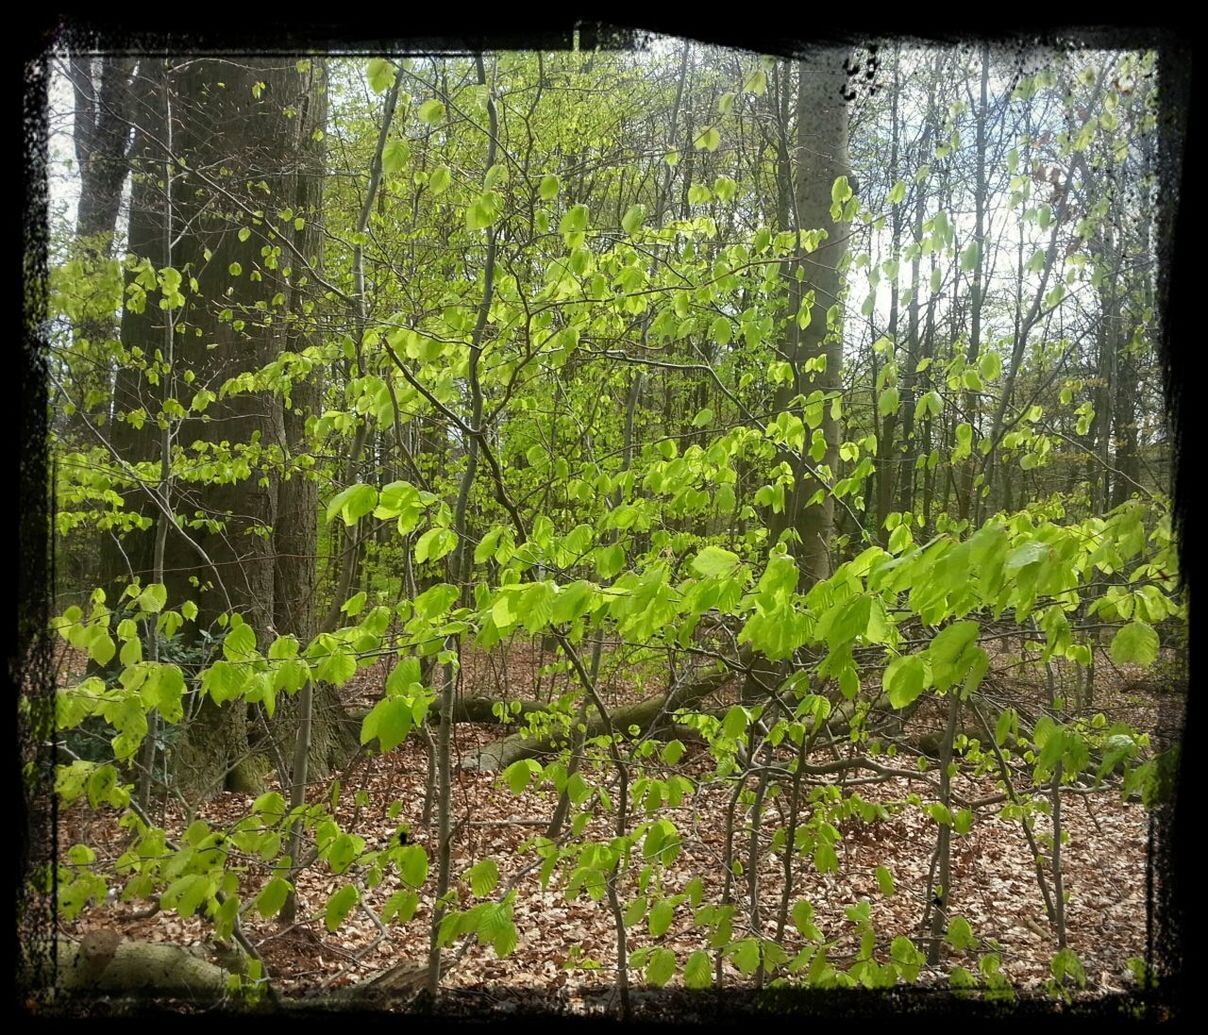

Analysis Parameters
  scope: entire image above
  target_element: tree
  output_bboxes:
[68,56,355,796]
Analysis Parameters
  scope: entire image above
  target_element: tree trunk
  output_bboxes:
[111,58,344,798]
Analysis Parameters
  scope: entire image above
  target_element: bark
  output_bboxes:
[53,933,235,1001]
[110,59,341,798]
[743,49,851,704]
[780,49,851,587]
[461,667,733,772]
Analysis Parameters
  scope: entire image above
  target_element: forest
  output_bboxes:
[21,32,1188,1017]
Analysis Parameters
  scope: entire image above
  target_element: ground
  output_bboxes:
[47,636,1183,1013]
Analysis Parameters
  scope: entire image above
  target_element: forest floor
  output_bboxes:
[50,637,1186,1013]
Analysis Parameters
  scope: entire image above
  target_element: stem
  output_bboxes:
[427,52,498,1000]
[925,688,961,966]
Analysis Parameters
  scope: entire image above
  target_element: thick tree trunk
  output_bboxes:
[53,933,236,1000]
[743,50,850,704]
[107,59,343,798]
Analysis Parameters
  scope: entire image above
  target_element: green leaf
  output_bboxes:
[694,126,721,151]
[162,874,212,918]
[552,580,596,624]
[683,949,712,988]
[254,877,292,918]
[660,739,685,766]
[326,483,378,526]
[341,591,368,617]
[397,844,429,888]
[539,173,560,200]
[382,889,419,924]
[138,583,168,613]
[722,705,748,740]
[883,654,928,708]
[730,938,761,976]
[622,204,645,234]
[503,759,540,795]
[67,843,96,865]
[325,885,359,932]
[995,708,1016,746]
[429,165,452,194]
[559,203,589,235]
[223,622,256,660]
[414,527,458,564]
[361,697,413,752]
[119,637,142,667]
[418,99,445,123]
[1110,621,1159,667]
[88,630,116,667]
[645,947,676,987]
[367,58,394,94]
[927,620,980,692]
[382,138,410,176]
[316,649,356,687]
[466,858,499,897]
[946,915,977,951]
[691,406,714,428]
[466,191,502,231]
[648,898,674,938]
[691,545,739,578]
[875,865,895,897]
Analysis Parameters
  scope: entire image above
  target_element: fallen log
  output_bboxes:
[460,667,734,771]
[52,932,237,1001]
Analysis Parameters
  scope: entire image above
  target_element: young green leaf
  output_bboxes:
[418,99,445,123]
[622,204,645,234]
[325,884,359,932]
[691,545,739,578]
